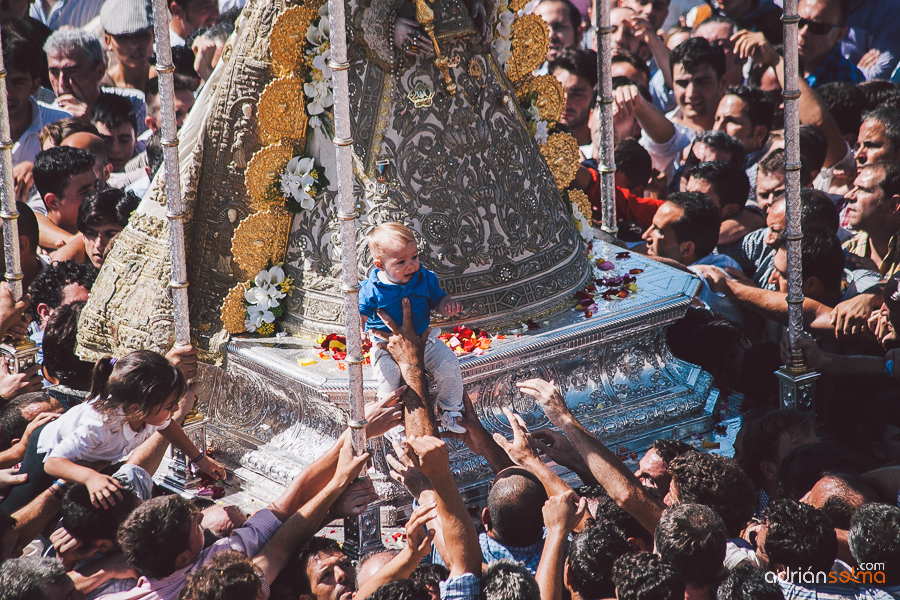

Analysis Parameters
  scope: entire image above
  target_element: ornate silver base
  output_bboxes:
[191,244,723,521]
[776,366,820,411]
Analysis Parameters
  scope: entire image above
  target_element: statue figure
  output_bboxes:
[77,0,589,359]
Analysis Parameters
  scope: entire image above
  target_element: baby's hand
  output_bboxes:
[439,297,463,317]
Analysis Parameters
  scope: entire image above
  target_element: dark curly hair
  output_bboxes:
[654,504,727,588]
[28,260,98,321]
[119,495,198,579]
[42,300,94,390]
[481,560,539,600]
[762,500,837,573]
[179,550,262,600]
[369,580,432,600]
[613,552,684,600]
[716,564,783,600]
[566,519,633,598]
[669,452,755,537]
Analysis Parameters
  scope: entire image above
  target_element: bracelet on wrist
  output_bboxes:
[189,449,206,464]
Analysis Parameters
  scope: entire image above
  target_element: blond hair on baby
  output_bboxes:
[368,222,417,261]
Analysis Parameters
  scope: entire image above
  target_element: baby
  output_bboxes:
[359,222,466,433]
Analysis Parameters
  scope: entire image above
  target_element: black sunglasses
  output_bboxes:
[798,17,841,36]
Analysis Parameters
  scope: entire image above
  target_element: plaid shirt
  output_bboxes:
[843,231,900,279]
[441,574,480,600]
[806,46,866,88]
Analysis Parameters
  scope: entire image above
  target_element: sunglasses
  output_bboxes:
[798,17,841,36]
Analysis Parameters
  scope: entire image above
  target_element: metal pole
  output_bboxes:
[776,0,818,410]
[595,0,616,234]
[0,28,23,303]
[150,0,191,347]
[327,0,381,558]
[0,28,39,375]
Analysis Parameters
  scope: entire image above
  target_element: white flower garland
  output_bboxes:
[280,155,326,211]
[304,4,334,127]
[243,265,294,333]
[524,102,549,144]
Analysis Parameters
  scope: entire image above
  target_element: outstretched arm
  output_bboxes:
[253,437,370,585]
[517,379,664,534]
[536,492,586,600]
[492,407,573,498]
[379,298,439,437]
[405,436,481,576]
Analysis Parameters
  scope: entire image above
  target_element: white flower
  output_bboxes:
[572,204,594,242]
[256,265,286,289]
[304,80,334,115]
[492,38,512,65]
[534,120,548,144]
[246,304,276,329]
[282,156,321,209]
[312,48,333,79]
[286,156,315,176]
[310,116,323,129]
[519,0,539,15]
[497,11,514,38]
[306,13,330,47]
[526,103,540,122]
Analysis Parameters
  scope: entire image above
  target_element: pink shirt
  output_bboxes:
[96,508,282,600]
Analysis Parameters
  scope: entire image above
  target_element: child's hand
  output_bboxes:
[196,455,227,480]
[86,473,124,509]
[438,297,463,317]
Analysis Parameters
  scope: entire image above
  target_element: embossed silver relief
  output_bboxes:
[282,30,589,335]
[202,247,720,504]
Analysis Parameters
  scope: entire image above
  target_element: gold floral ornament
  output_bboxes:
[540,133,580,190]
[231,209,293,279]
[568,189,591,221]
[270,4,321,75]
[222,283,250,334]
[505,15,549,83]
[508,0,532,12]
[258,76,309,145]
[245,143,293,211]
[516,75,564,125]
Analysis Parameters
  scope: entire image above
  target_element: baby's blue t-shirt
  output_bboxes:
[358,267,447,336]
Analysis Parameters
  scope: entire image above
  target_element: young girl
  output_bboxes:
[0,350,225,512]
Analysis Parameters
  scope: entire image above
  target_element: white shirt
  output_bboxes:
[169,28,186,47]
[37,400,170,464]
[13,97,71,166]
[29,0,105,30]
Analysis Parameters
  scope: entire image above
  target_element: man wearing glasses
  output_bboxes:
[798,0,864,88]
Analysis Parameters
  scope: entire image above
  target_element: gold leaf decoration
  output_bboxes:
[515,75,564,124]
[508,0,530,12]
[221,283,249,334]
[270,5,321,75]
[540,133,580,191]
[569,189,591,219]
[231,208,293,279]
[258,76,309,145]
[506,15,549,83]
[246,143,293,211]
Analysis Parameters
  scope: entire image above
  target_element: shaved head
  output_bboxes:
[485,467,548,547]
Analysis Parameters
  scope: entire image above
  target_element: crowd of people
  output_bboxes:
[1,0,900,598]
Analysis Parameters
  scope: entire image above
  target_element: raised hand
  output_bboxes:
[516,379,570,425]
[492,407,540,466]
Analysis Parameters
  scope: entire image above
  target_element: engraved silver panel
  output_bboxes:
[201,242,718,504]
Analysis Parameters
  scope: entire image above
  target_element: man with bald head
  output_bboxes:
[478,467,549,573]
[61,131,112,184]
